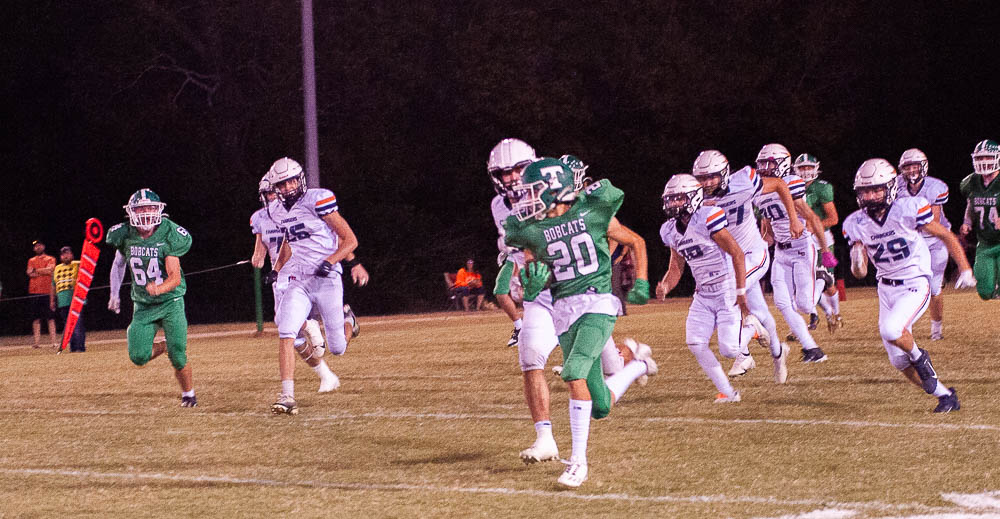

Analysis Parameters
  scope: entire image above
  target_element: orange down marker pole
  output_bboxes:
[58,218,103,353]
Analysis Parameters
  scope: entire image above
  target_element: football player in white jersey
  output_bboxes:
[843,159,975,412]
[486,139,632,464]
[265,157,359,415]
[896,149,951,340]
[755,144,836,364]
[692,149,798,382]
[657,174,767,402]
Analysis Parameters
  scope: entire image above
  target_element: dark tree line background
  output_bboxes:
[2,1,998,335]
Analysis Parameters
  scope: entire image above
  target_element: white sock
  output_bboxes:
[293,337,307,347]
[688,343,736,396]
[534,420,553,440]
[568,399,591,463]
[932,382,951,397]
[827,293,840,314]
[931,320,942,334]
[739,324,754,355]
[181,390,194,398]
[312,359,334,378]
[281,379,294,397]
[908,347,922,362]
[814,278,827,305]
[818,297,833,317]
[513,319,523,330]
[605,360,647,403]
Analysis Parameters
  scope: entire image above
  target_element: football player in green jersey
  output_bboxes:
[107,189,197,407]
[504,158,656,488]
[960,139,1000,300]
[794,153,843,332]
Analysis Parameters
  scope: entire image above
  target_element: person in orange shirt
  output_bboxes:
[26,240,57,348]
[454,258,485,311]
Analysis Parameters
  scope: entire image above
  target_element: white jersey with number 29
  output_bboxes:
[842,196,933,281]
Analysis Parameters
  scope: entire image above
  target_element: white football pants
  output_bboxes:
[879,276,931,370]
[744,247,781,357]
[686,289,740,396]
[276,272,347,355]
[771,241,819,350]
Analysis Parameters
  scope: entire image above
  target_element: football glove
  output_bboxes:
[264,270,279,285]
[955,269,977,289]
[108,296,120,314]
[315,261,335,277]
[626,278,650,305]
[821,250,838,269]
[519,261,550,302]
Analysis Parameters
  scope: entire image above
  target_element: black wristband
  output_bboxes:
[343,257,361,269]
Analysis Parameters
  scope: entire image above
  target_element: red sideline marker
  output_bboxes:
[59,218,103,353]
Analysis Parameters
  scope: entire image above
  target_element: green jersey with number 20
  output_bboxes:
[503,179,623,301]
[106,217,192,305]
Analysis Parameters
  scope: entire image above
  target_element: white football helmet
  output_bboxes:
[267,157,306,206]
[661,174,704,220]
[756,143,792,177]
[972,139,1000,175]
[792,153,821,182]
[124,188,166,232]
[898,148,929,185]
[854,158,898,215]
[691,150,730,196]
[258,174,273,207]
[487,138,537,197]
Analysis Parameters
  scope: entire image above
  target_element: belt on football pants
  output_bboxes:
[880,277,905,287]
[776,241,793,250]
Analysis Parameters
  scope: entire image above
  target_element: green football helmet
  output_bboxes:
[125,188,166,231]
[512,158,577,221]
[559,154,590,190]
[972,139,1000,175]
[792,153,821,182]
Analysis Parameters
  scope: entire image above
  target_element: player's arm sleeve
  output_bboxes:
[166,224,193,257]
[959,174,973,198]
[705,208,728,235]
[587,180,625,215]
[819,182,835,203]
[110,250,126,297]
[914,198,934,228]
[494,260,515,296]
[313,189,339,216]
[502,217,526,250]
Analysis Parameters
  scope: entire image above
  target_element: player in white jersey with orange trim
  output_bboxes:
[486,139,630,464]
[843,159,976,412]
[692,150,798,382]
[896,148,951,340]
[265,157,359,415]
[754,144,837,364]
[657,174,764,401]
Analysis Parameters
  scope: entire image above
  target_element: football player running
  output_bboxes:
[755,144,836,364]
[691,149,793,382]
[959,139,1000,300]
[896,149,951,339]
[657,174,761,401]
[843,159,975,412]
[250,175,341,391]
[487,141,632,466]
[107,189,197,407]
[265,157,359,415]
[504,158,656,488]
[794,153,843,333]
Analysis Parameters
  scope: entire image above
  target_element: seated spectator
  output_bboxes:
[453,258,485,311]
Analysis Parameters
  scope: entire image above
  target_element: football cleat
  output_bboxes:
[801,347,828,363]
[552,365,563,376]
[934,387,960,413]
[816,269,835,290]
[714,391,742,403]
[808,313,819,330]
[304,319,325,350]
[910,348,939,394]
[519,437,559,464]
[557,458,588,488]
[773,342,789,384]
[271,394,299,415]
[507,327,520,348]
[826,314,842,334]
[343,305,360,338]
[930,330,944,341]
[786,332,798,343]
[624,338,657,379]
[318,372,341,393]
[743,314,770,350]
[728,353,756,377]
[180,395,198,408]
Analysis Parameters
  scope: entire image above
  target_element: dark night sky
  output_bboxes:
[2,1,999,334]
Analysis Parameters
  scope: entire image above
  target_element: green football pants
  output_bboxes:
[974,242,1000,300]
[559,313,616,420]
[128,297,189,370]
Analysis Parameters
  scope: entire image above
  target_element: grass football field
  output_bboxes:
[1,287,999,518]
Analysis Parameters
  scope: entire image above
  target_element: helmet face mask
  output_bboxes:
[488,138,537,197]
[125,188,165,232]
[972,139,1000,176]
[756,144,792,177]
[267,157,307,207]
[512,161,577,221]
[692,150,730,196]
[258,175,275,207]
[559,154,590,191]
[661,174,704,221]
[792,153,821,182]
[898,148,928,185]
[853,158,898,218]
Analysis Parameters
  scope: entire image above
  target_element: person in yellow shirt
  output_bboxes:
[26,240,57,348]
[454,258,485,311]
[51,246,86,352]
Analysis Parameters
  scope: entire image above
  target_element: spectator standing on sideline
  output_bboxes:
[26,240,57,349]
[454,258,485,311]
[51,246,86,352]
